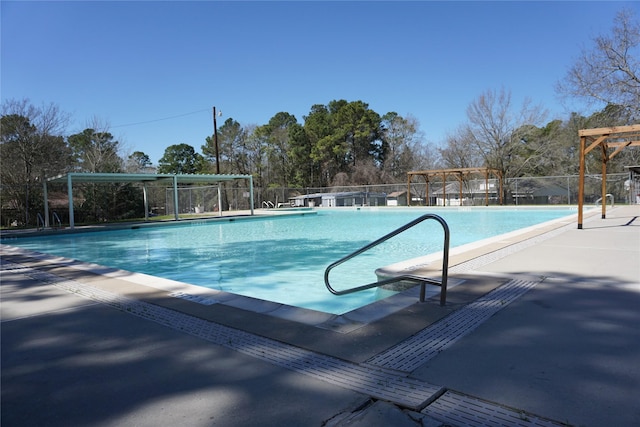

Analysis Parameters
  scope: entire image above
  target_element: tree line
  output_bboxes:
[158,101,433,189]
[1,8,638,226]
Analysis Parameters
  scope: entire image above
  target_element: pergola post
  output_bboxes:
[442,172,447,206]
[601,144,608,219]
[425,177,430,206]
[406,174,411,207]
[484,170,489,206]
[498,171,504,205]
[578,134,586,229]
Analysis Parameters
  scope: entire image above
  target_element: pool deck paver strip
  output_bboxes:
[1,205,639,426]
[421,390,562,427]
[365,278,539,372]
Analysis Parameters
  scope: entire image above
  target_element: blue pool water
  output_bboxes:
[4,207,573,314]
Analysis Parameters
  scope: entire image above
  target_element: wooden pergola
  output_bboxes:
[578,124,640,228]
[407,167,503,207]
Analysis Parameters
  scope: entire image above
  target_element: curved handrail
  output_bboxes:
[594,193,614,207]
[52,212,62,229]
[324,214,450,306]
[37,213,45,231]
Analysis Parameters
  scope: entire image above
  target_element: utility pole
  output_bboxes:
[213,106,220,174]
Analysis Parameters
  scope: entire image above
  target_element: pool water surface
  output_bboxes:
[4,207,574,314]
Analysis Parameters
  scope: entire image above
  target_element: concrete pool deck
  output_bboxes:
[1,205,639,426]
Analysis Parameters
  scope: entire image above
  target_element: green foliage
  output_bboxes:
[255,112,298,187]
[158,143,206,174]
[303,100,387,186]
[126,151,152,172]
[287,122,317,187]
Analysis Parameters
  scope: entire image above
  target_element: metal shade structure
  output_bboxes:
[44,172,254,229]
[578,124,640,229]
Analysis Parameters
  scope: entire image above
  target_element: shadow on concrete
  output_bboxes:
[412,271,640,427]
[1,299,365,427]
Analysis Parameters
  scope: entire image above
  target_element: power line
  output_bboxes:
[111,108,210,128]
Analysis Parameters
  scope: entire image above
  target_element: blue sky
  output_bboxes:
[2,1,637,164]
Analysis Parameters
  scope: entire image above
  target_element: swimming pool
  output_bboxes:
[3,207,574,314]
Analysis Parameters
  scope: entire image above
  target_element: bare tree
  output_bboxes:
[466,87,547,179]
[0,99,71,225]
[557,8,640,119]
[1,98,70,140]
[439,125,483,169]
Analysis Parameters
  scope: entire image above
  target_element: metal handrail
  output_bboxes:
[52,212,62,229]
[595,193,614,207]
[36,213,45,231]
[324,213,450,306]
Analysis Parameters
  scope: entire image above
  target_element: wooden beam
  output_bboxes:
[608,140,640,148]
[608,141,632,161]
[578,124,640,137]
[408,167,501,176]
[584,135,607,155]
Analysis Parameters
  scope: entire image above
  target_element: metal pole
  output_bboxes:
[143,183,149,221]
[67,174,75,229]
[173,175,179,221]
[249,175,254,215]
[43,174,50,228]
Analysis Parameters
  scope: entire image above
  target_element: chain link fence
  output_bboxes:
[1,173,636,228]
[256,174,632,207]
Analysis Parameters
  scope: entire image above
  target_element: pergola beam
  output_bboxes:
[578,124,640,136]
[584,135,608,155]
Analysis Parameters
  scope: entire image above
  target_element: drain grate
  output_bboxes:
[3,261,442,410]
[365,279,538,372]
[422,390,567,427]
